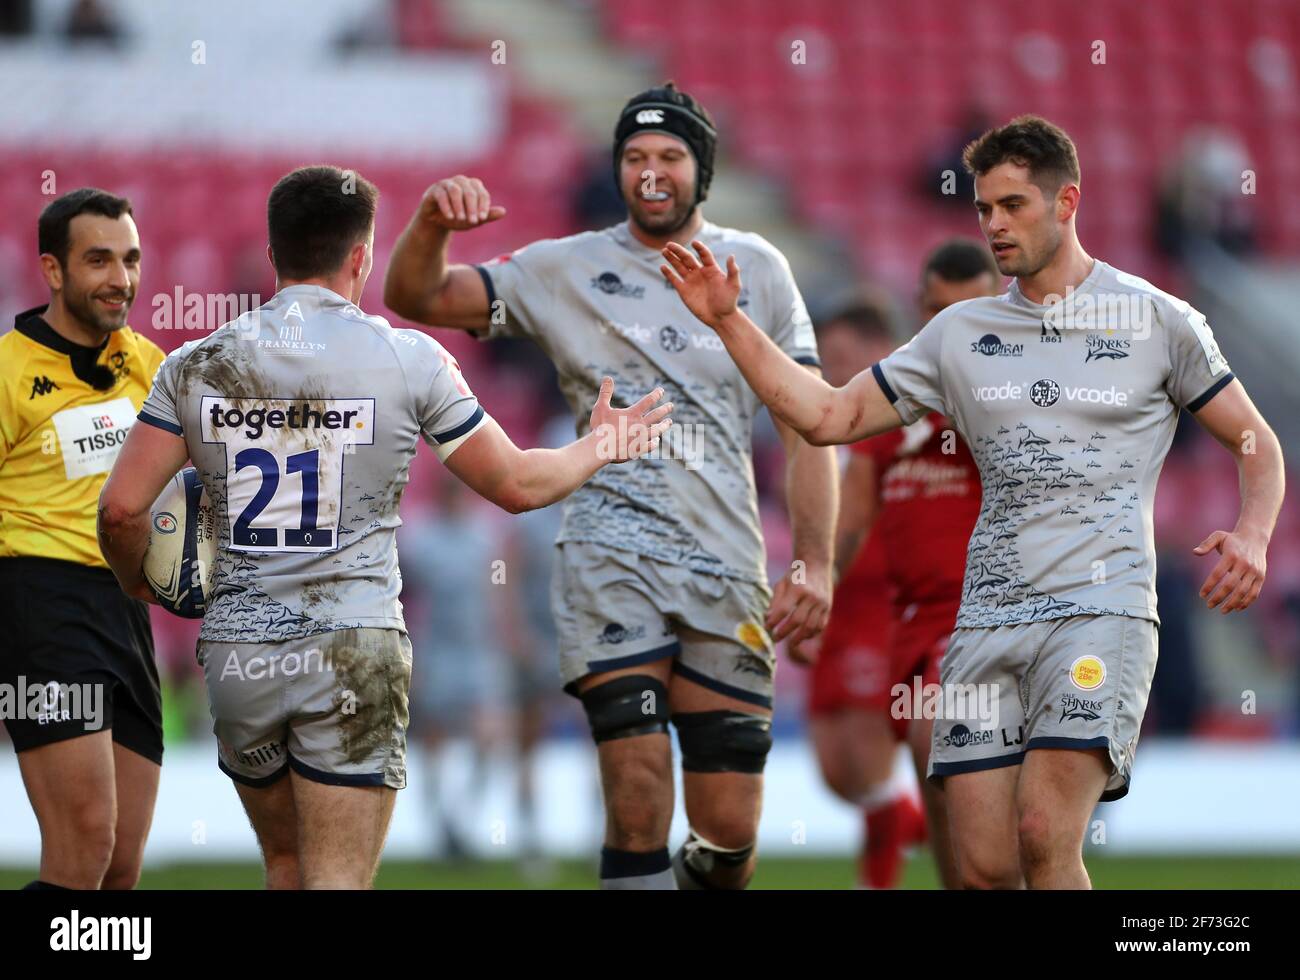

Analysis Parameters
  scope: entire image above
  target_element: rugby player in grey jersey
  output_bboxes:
[98,166,670,889]
[385,83,838,890]
[662,115,1285,889]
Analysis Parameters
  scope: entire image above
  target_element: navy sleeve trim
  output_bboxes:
[794,354,822,368]
[137,410,183,436]
[1025,736,1111,753]
[474,264,497,308]
[1185,372,1234,413]
[431,404,485,444]
[871,362,898,404]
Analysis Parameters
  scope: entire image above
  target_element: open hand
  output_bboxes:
[660,239,741,330]
[589,377,673,464]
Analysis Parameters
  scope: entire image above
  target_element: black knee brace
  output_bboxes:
[580,675,670,743]
[672,710,773,774]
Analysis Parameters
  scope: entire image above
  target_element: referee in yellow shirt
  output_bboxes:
[0,189,166,890]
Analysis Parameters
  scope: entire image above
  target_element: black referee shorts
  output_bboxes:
[0,556,162,764]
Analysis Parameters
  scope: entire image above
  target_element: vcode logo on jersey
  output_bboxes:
[970,333,1024,357]
[973,379,1129,408]
[206,401,366,439]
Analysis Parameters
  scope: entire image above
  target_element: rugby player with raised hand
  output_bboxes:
[97,166,669,889]
[0,189,165,890]
[662,116,1285,889]
[385,82,838,890]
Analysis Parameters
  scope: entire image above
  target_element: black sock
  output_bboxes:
[599,847,676,890]
[22,880,72,891]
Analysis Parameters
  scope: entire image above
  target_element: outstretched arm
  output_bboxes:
[444,378,672,514]
[1188,379,1285,613]
[661,240,904,445]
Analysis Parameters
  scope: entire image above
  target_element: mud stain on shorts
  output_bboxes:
[325,628,410,765]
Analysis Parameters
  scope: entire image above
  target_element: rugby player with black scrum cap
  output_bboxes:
[662,115,1286,889]
[385,83,838,890]
[0,189,165,890]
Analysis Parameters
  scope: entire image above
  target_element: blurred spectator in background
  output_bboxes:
[0,0,33,35]
[500,414,575,877]
[65,0,122,45]
[1155,127,1257,261]
[571,152,627,232]
[921,105,991,207]
[401,475,510,859]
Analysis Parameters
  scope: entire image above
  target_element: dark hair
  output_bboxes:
[962,114,1081,194]
[38,187,133,266]
[267,165,378,279]
[815,294,896,343]
[922,238,1000,284]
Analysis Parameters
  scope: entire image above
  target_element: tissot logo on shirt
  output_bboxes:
[591,272,645,298]
[1085,335,1131,361]
[970,334,1024,357]
[50,397,137,479]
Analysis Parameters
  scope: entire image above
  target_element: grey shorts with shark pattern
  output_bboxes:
[552,541,776,709]
[199,627,411,790]
[926,614,1157,802]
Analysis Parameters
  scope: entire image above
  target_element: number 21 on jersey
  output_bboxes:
[201,396,375,552]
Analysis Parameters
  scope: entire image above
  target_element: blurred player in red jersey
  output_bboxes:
[809,241,1002,888]
[800,296,912,888]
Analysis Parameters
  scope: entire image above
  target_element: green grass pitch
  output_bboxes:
[3,852,1298,889]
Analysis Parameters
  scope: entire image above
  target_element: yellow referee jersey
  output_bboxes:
[0,306,166,568]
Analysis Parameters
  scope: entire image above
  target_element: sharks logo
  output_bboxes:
[1059,694,1104,722]
[1085,335,1131,362]
[972,561,1010,590]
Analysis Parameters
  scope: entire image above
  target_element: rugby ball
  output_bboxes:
[143,467,216,618]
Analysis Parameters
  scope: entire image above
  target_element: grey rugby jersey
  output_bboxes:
[873,260,1234,628]
[139,285,487,643]
[476,220,820,585]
